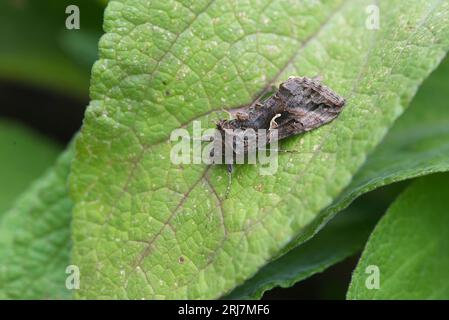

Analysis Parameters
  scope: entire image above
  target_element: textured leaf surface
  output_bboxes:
[0,120,60,214]
[70,0,449,299]
[3,50,444,300]
[227,53,449,298]
[1,53,445,300]
[0,147,73,299]
[347,173,449,299]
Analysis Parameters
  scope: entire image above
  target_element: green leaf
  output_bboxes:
[0,1,104,96]
[325,52,449,221]
[347,173,449,299]
[0,120,60,214]
[226,193,385,299]
[2,50,445,300]
[230,53,449,299]
[0,146,73,299]
[70,0,449,299]
[0,56,442,302]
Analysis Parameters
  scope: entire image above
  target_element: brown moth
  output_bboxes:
[211,76,345,196]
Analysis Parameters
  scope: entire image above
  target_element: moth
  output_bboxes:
[210,76,345,196]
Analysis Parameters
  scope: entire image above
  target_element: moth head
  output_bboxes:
[216,119,225,129]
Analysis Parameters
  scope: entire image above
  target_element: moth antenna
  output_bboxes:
[312,74,324,82]
[256,147,315,154]
[225,164,233,199]
[221,108,233,120]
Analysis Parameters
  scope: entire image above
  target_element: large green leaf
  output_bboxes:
[230,53,449,299]
[1,51,446,300]
[0,120,60,214]
[347,173,449,299]
[0,147,73,299]
[70,0,449,299]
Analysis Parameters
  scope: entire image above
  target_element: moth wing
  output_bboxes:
[268,77,345,141]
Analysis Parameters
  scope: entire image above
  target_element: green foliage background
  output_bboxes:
[1,0,449,300]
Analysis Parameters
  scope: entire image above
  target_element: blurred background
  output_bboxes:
[0,0,104,214]
[0,0,106,143]
[0,0,411,299]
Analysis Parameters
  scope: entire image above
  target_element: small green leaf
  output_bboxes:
[347,173,449,299]
[70,0,449,299]
[0,146,73,299]
[0,120,60,214]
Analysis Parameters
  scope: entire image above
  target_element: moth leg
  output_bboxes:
[225,164,233,199]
